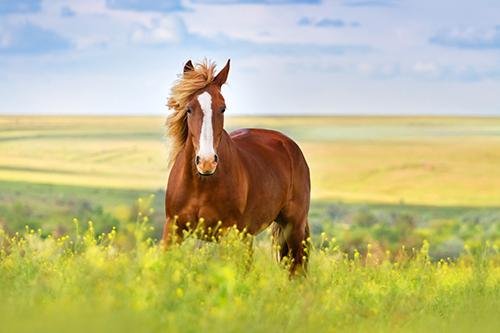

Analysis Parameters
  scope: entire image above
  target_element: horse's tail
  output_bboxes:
[271,222,289,262]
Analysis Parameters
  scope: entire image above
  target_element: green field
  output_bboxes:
[0,116,499,332]
[2,116,500,205]
[1,221,498,333]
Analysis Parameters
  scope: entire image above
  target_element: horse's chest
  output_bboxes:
[169,191,244,227]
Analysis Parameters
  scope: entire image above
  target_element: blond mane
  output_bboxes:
[166,60,217,165]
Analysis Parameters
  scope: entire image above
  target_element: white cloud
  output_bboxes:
[131,16,186,44]
[413,61,438,75]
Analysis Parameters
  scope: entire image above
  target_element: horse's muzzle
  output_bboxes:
[195,154,218,175]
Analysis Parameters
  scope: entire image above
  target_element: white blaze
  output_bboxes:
[197,92,215,158]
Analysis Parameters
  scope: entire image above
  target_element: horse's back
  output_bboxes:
[230,128,300,160]
[230,128,310,186]
[231,128,299,148]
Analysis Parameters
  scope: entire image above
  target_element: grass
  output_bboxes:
[1,180,498,262]
[0,216,498,333]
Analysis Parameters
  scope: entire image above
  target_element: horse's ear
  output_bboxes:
[214,59,230,87]
[183,60,194,73]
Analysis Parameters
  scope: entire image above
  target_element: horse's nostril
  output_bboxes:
[195,156,200,165]
[214,154,218,163]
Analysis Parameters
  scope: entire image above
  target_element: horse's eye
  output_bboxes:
[221,106,226,113]
[186,107,192,114]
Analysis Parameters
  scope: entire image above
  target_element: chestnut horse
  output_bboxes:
[163,59,311,274]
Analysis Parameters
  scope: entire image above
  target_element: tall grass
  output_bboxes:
[0,210,498,333]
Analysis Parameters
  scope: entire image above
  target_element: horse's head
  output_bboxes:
[184,59,230,176]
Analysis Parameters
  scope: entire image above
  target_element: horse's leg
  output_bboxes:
[162,216,185,250]
[278,207,310,276]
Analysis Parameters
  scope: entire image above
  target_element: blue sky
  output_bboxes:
[0,0,499,115]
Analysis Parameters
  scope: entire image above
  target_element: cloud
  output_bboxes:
[0,23,71,55]
[297,17,360,28]
[185,33,372,56]
[343,0,398,7]
[192,0,320,4]
[0,0,41,15]
[430,26,500,50]
[412,61,438,75]
[106,0,184,12]
[131,16,187,44]
[124,13,370,54]
[399,60,499,81]
[107,0,321,12]
[353,62,400,79]
[127,15,371,55]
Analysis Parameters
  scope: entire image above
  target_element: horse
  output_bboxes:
[163,59,311,274]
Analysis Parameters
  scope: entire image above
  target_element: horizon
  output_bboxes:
[3,114,500,119]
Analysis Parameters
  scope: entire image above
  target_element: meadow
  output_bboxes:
[2,116,500,205]
[0,215,498,333]
[0,116,499,332]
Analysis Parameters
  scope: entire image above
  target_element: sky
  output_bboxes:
[0,0,499,116]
